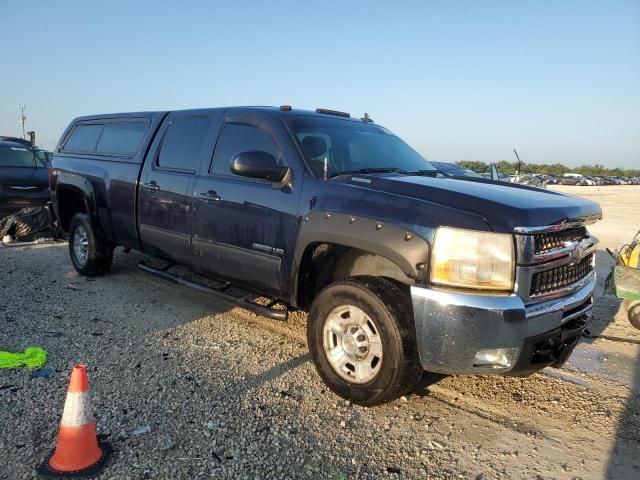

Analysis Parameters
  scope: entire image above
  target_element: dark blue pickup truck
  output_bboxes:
[50,106,601,405]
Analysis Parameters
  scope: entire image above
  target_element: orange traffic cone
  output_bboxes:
[37,364,111,478]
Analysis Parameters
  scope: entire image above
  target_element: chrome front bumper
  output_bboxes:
[410,274,595,375]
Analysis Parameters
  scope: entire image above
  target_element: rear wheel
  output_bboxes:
[68,213,113,276]
[307,276,422,406]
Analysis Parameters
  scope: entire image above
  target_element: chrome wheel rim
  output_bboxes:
[322,305,383,384]
[73,225,89,266]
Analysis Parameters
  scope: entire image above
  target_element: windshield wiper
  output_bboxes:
[329,167,411,179]
[408,169,440,177]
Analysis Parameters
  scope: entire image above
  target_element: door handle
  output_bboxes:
[143,181,160,192]
[196,190,221,204]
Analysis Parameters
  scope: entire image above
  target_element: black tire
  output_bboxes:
[625,300,640,330]
[68,213,113,276]
[307,276,422,406]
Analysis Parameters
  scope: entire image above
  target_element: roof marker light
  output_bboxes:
[361,113,374,123]
[315,108,350,118]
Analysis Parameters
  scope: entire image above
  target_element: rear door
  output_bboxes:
[191,113,302,297]
[138,111,219,264]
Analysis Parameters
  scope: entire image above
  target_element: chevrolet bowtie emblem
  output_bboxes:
[569,245,584,265]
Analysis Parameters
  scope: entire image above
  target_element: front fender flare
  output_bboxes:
[290,210,430,306]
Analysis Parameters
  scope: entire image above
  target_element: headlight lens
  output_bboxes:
[431,227,515,291]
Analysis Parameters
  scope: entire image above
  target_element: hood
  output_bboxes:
[336,174,602,232]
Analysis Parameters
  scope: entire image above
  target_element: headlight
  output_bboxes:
[431,227,515,291]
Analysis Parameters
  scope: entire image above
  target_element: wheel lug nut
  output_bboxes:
[358,346,368,353]
[357,334,366,342]
[351,327,358,334]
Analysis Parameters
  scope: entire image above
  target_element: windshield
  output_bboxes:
[285,115,435,178]
[0,144,36,167]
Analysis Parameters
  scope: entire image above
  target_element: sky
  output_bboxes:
[1,0,638,168]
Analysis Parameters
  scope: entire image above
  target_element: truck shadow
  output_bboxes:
[88,250,356,477]
[607,361,640,477]
[229,353,312,397]
[412,372,448,396]
[582,249,623,340]
[11,242,639,477]
[586,249,640,477]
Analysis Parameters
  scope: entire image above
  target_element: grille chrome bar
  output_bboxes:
[525,275,595,319]
[532,238,595,265]
[534,227,587,254]
[530,253,595,297]
[516,234,596,266]
[515,224,597,304]
[513,215,601,234]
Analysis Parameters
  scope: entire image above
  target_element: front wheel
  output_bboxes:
[307,276,422,406]
[68,213,113,276]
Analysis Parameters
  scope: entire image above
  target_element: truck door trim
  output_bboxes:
[192,236,282,288]
[140,223,191,248]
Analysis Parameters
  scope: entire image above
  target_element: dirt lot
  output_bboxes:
[1,185,639,479]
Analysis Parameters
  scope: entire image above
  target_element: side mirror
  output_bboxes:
[230,151,289,183]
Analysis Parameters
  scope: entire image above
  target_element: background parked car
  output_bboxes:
[557,173,585,185]
[583,175,600,186]
[0,137,50,218]
[514,173,547,188]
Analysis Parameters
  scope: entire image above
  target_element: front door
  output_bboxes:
[138,113,215,265]
[192,114,301,297]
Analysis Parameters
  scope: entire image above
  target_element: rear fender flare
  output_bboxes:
[55,172,98,228]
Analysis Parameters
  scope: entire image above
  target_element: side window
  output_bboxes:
[96,122,148,155]
[211,123,281,176]
[63,124,103,152]
[34,150,48,167]
[157,116,212,172]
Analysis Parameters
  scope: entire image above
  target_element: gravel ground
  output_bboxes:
[1,186,639,479]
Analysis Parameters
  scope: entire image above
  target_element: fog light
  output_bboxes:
[473,348,518,369]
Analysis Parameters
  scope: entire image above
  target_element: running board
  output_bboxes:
[137,262,288,321]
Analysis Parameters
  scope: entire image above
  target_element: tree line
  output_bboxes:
[456,161,640,177]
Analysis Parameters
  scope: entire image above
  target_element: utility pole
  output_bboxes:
[18,104,26,139]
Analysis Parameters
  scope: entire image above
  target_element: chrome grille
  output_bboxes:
[534,227,587,254]
[515,223,597,303]
[529,253,594,297]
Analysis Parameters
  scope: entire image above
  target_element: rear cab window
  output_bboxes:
[62,120,149,157]
[64,124,103,152]
[96,123,148,155]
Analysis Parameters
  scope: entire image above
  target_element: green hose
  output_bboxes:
[0,347,48,369]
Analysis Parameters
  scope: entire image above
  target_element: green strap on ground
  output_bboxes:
[0,347,48,369]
